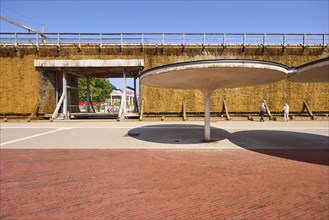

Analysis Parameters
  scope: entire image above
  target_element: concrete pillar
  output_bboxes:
[123,71,127,115]
[203,90,213,142]
[62,71,68,118]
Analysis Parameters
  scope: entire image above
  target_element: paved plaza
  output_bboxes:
[0,120,328,219]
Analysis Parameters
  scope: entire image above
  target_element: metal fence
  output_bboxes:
[0,32,328,49]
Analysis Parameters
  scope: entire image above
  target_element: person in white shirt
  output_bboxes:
[283,103,290,122]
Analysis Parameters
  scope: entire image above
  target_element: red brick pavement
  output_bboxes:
[1,149,328,220]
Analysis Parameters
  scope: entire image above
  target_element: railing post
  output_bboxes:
[78,33,81,50]
[243,33,246,46]
[121,33,123,47]
[162,33,164,46]
[283,34,286,47]
[303,34,306,47]
[183,33,185,45]
[323,34,326,48]
[36,33,39,50]
[14,33,18,49]
[263,33,266,45]
[203,33,206,45]
[141,33,144,48]
[223,33,226,46]
[99,33,102,50]
[57,33,60,51]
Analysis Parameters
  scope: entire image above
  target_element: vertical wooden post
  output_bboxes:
[182,99,187,121]
[28,102,40,122]
[223,99,230,120]
[139,98,144,121]
[303,100,314,119]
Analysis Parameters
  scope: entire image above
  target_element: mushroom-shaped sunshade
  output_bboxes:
[289,57,329,83]
[141,59,289,141]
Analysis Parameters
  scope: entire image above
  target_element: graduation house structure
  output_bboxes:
[34,59,144,120]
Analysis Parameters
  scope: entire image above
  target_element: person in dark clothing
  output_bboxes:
[260,102,266,122]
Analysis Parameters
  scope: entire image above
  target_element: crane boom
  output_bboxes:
[0,16,38,33]
[0,15,46,41]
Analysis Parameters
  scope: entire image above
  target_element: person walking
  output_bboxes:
[283,103,290,122]
[260,102,266,122]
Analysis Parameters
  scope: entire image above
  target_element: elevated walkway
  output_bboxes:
[34,59,144,121]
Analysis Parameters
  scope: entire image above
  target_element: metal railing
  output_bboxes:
[0,32,328,49]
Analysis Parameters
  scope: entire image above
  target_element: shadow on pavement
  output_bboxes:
[128,124,228,144]
[128,124,329,166]
[229,130,329,166]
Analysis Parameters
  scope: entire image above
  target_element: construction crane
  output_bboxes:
[0,15,46,41]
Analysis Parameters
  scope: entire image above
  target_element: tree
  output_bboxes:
[78,78,114,102]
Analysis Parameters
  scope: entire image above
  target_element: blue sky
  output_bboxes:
[1,0,328,88]
[1,0,328,33]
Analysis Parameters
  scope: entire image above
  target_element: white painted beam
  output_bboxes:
[34,59,144,67]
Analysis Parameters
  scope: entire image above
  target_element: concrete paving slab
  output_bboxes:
[1,121,328,149]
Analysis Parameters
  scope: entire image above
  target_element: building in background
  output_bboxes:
[107,89,138,113]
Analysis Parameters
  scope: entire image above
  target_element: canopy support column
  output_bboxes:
[202,89,213,142]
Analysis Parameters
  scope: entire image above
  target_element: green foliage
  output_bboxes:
[95,104,102,112]
[78,78,114,102]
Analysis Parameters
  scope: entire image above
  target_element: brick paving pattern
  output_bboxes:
[1,149,328,219]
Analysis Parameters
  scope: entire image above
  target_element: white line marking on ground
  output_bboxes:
[0,128,72,146]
